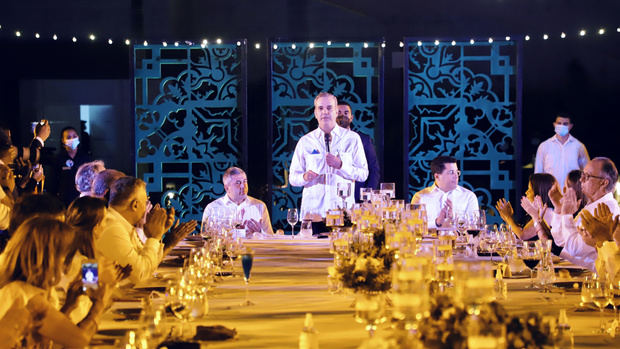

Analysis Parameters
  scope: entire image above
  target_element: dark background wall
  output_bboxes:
[1,0,619,207]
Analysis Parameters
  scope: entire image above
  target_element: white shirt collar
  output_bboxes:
[430,182,461,195]
[552,134,575,144]
[221,194,249,207]
[35,136,45,147]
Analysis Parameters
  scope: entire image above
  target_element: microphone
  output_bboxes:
[324,133,331,153]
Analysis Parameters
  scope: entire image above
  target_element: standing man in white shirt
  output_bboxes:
[201,167,273,237]
[535,114,589,188]
[411,156,479,228]
[289,92,369,220]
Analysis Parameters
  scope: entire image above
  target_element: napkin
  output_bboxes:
[157,341,200,349]
[193,325,237,341]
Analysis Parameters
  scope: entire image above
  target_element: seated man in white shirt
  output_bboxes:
[201,167,273,238]
[95,177,197,283]
[547,157,620,271]
[411,156,479,228]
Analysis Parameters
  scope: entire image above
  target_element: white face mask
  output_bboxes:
[554,124,569,137]
[64,137,80,150]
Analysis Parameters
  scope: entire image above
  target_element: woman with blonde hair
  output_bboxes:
[0,216,113,347]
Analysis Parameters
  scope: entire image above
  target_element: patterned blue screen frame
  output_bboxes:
[270,42,383,229]
[404,39,520,223]
[134,44,247,222]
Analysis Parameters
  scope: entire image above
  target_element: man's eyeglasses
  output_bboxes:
[233,180,248,185]
[443,170,461,176]
[581,171,607,182]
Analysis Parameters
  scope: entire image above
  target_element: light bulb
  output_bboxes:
[399,41,404,47]
[35,33,40,39]
[236,41,241,46]
[417,41,422,46]
[561,32,566,38]
[174,41,179,47]
[89,34,95,41]
[143,40,148,46]
[108,39,113,44]
[579,29,586,36]
[543,34,549,40]
[53,34,58,40]
[470,39,475,44]
[525,35,530,41]
[488,37,493,43]
[72,36,77,42]
[434,40,439,45]
[451,40,456,46]
[15,31,21,37]
[598,28,605,35]
[162,42,167,47]
[380,42,386,48]
[216,38,222,44]
[505,36,511,41]
[345,42,350,47]
[125,39,131,45]
[291,43,296,49]
[309,42,315,48]
[363,42,368,48]
[254,42,260,49]
[273,43,278,50]
[327,40,332,45]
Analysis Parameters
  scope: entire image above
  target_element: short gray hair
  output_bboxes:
[313,92,337,107]
[222,167,246,186]
[75,160,105,194]
[593,157,618,192]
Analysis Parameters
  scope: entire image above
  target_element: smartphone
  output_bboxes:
[81,262,99,291]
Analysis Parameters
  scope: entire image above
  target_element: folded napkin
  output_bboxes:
[193,325,237,341]
[158,341,200,349]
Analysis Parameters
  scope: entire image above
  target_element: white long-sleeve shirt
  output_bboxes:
[95,208,163,283]
[411,184,479,228]
[201,195,274,236]
[550,192,620,271]
[289,126,368,219]
[534,134,589,188]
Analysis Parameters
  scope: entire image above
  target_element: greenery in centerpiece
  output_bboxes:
[335,227,395,292]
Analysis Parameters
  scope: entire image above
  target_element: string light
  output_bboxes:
[108,39,113,45]
[399,41,404,47]
[143,40,148,46]
[525,35,530,41]
[309,42,315,48]
[125,39,131,45]
[345,42,350,47]
[201,43,206,48]
[434,39,439,45]
[469,39,474,44]
[380,42,386,48]
[254,42,260,49]
[598,28,605,35]
[579,29,586,36]
[417,41,422,46]
[202,39,208,45]
[89,34,95,41]
[35,33,40,38]
[543,34,549,40]
[617,28,620,32]
[291,43,296,49]
[505,36,510,41]
[273,43,278,50]
[15,31,21,37]
[52,34,57,40]
[363,42,368,48]
[451,40,456,46]
[236,41,241,46]
[327,40,332,46]
[488,37,493,43]
[561,32,566,38]
[216,38,222,44]
[72,36,77,42]
[162,41,167,47]
[174,41,179,47]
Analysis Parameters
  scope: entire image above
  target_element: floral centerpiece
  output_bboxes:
[335,228,395,292]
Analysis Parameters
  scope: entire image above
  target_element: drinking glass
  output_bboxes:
[380,182,395,199]
[609,281,620,332]
[325,209,344,228]
[520,241,541,289]
[287,208,298,239]
[360,187,373,203]
[166,283,191,338]
[240,251,255,306]
[581,275,594,306]
[591,277,611,333]
[337,182,351,209]
[355,292,386,337]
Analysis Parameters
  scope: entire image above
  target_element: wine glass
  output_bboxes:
[591,277,611,333]
[166,283,191,338]
[240,250,254,306]
[380,182,395,199]
[360,187,373,203]
[287,208,298,239]
[355,292,386,337]
[520,241,541,289]
[337,182,351,210]
[608,281,620,333]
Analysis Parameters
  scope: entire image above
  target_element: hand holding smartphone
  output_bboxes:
[81,261,99,291]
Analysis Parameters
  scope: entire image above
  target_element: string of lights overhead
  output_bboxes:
[1,23,619,48]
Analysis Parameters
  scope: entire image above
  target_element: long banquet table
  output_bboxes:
[93,238,620,348]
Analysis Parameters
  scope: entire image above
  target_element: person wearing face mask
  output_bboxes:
[51,127,91,206]
[534,113,589,188]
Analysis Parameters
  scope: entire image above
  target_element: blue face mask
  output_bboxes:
[64,137,80,150]
[555,124,569,137]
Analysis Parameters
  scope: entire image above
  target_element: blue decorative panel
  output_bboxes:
[134,44,246,222]
[270,42,382,229]
[405,40,519,222]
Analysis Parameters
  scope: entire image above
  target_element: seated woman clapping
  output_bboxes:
[0,216,115,348]
[495,173,556,240]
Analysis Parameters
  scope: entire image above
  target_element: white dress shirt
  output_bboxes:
[289,126,368,219]
[597,241,620,282]
[94,208,163,283]
[534,134,589,188]
[201,195,274,236]
[411,184,479,228]
[550,192,620,271]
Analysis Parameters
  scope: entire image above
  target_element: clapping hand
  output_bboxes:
[163,219,198,253]
[144,204,168,240]
[547,183,563,213]
[560,188,581,215]
[245,219,262,234]
[581,203,618,246]
[325,153,342,169]
[521,195,547,222]
[495,198,514,222]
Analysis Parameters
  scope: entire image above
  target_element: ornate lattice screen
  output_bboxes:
[134,44,246,221]
[270,42,383,229]
[405,40,520,221]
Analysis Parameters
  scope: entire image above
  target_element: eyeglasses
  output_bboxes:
[233,180,248,185]
[581,171,607,182]
[443,170,461,176]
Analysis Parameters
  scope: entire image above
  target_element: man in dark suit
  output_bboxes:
[337,103,380,201]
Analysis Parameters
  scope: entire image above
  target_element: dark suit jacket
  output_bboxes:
[355,132,380,201]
